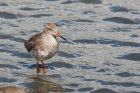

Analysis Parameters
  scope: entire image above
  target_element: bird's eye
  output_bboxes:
[47,27,53,31]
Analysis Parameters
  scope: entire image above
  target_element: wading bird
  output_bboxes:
[24,23,67,75]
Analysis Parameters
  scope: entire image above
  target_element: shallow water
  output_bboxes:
[0,0,140,93]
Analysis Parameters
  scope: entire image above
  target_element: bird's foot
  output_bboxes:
[35,64,40,76]
[43,65,47,74]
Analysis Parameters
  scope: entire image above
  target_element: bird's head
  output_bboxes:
[43,23,67,41]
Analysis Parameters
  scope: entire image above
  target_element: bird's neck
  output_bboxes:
[42,31,57,40]
[43,27,50,33]
[41,28,58,41]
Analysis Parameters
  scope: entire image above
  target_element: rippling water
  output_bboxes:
[0,0,140,93]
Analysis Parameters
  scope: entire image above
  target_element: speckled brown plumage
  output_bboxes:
[24,23,61,75]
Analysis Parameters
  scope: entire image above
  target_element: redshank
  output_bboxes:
[24,23,67,75]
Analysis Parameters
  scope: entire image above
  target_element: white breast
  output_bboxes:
[42,34,58,50]
[29,34,58,60]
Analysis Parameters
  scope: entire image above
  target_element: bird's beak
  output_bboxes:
[55,32,67,41]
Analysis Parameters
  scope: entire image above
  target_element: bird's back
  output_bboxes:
[24,33,42,52]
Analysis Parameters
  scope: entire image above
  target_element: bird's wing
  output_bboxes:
[24,33,42,52]
[24,40,36,52]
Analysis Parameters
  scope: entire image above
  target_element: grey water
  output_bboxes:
[0,0,140,93]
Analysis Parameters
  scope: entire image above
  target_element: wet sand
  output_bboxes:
[0,0,140,93]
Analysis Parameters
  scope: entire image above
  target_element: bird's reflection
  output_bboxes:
[25,75,64,93]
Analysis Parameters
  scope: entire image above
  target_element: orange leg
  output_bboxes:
[41,61,46,74]
[36,62,40,76]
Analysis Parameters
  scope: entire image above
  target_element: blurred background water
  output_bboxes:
[0,0,140,93]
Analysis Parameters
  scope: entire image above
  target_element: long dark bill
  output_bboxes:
[60,35,74,44]
[60,36,67,41]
